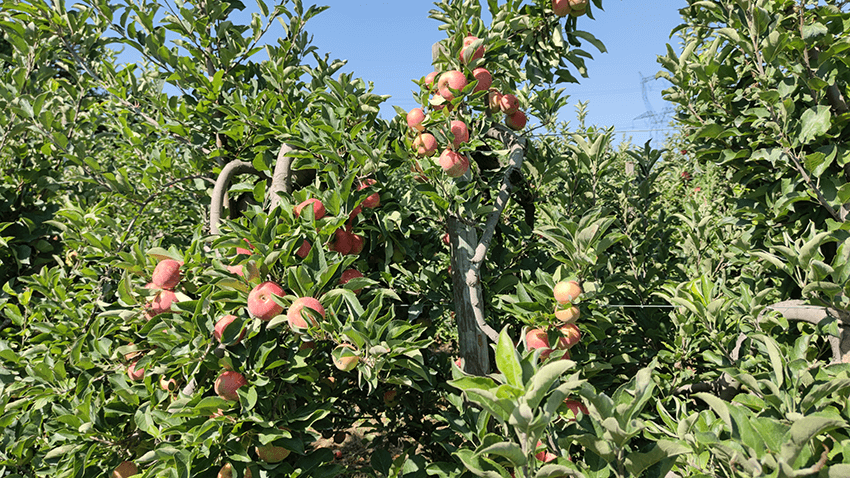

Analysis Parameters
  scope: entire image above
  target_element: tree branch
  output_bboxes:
[268,143,295,211]
[210,160,263,235]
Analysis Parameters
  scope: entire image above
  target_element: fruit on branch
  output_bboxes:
[333,343,359,371]
[449,120,470,148]
[437,70,468,101]
[563,398,589,420]
[460,34,485,64]
[255,444,290,463]
[350,233,366,255]
[471,67,492,93]
[127,360,145,381]
[535,441,558,463]
[555,323,581,349]
[227,261,260,282]
[145,289,177,320]
[553,280,582,304]
[552,0,571,16]
[526,328,552,359]
[339,269,364,294]
[424,71,439,91]
[287,296,325,331]
[555,305,580,323]
[218,463,253,478]
[214,314,246,343]
[330,229,353,255]
[295,239,311,259]
[294,198,326,220]
[358,179,381,208]
[112,461,138,478]
[152,259,182,289]
[407,107,426,131]
[488,90,503,113]
[499,94,520,115]
[413,133,438,157]
[505,110,527,130]
[247,281,285,321]
[215,370,248,401]
[439,149,470,178]
[569,0,588,16]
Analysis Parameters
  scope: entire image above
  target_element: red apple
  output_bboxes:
[145,289,177,320]
[526,328,552,359]
[247,281,285,321]
[358,179,380,208]
[227,261,260,282]
[287,296,325,331]
[449,120,469,149]
[152,259,181,289]
[127,360,145,381]
[407,108,426,131]
[339,269,364,294]
[555,305,580,323]
[214,370,247,401]
[439,149,470,178]
[505,110,527,130]
[563,398,589,420]
[333,343,359,371]
[552,0,571,16]
[471,67,492,93]
[214,314,246,344]
[217,463,253,478]
[535,441,558,463]
[295,239,311,259]
[256,444,290,463]
[112,461,138,478]
[488,89,503,113]
[437,70,468,101]
[460,34,484,64]
[499,94,519,115]
[413,133,438,157]
[236,238,253,256]
[329,229,353,255]
[554,280,582,304]
[555,323,581,350]
[294,198,326,220]
[349,233,365,255]
[424,71,439,91]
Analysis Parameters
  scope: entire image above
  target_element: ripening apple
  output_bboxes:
[358,179,380,208]
[552,0,571,16]
[145,289,177,320]
[339,269,364,294]
[437,70,468,101]
[555,305,580,323]
[553,280,582,304]
[499,93,520,115]
[214,314,246,344]
[152,259,181,289]
[449,120,469,149]
[294,198,326,220]
[112,461,138,478]
[256,444,291,463]
[505,110,527,130]
[471,67,492,93]
[488,89,503,113]
[413,133,438,157]
[439,149,470,178]
[406,107,426,131]
[460,34,484,64]
[127,360,145,381]
[247,281,285,321]
[218,463,253,478]
[287,296,325,331]
[333,343,359,371]
[526,328,552,359]
[569,0,588,16]
[215,370,248,401]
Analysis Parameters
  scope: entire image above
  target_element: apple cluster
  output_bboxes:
[523,280,584,360]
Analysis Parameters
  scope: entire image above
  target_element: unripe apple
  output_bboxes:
[214,314,246,343]
[424,71,439,91]
[333,343,359,371]
[214,370,248,401]
[145,289,177,320]
[460,34,484,64]
[449,120,469,149]
[127,360,145,381]
[471,67,492,93]
[247,281,285,321]
[152,259,181,289]
[437,70,468,101]
[526,328,552,359]
[255,444,290,463]
[488,89,503,113]
[555,323,581,350]
[358,179,380,208]
[439,149,470,178]
[505,110,527,130]
[295,239,311,259]
[407,108,426,131]
[112,460,138,478]
[413,133,438,157]
[552,0,571,16]
[294,198,326,220]
[499,94,520,115]
[218,462,253,478]
[287,296,325,331]
[339,269,364,294]
[555,305,580,323]
[553,280,582,304]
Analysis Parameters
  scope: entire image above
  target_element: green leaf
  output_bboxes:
[535,464,583,478]
[495,326,523,389]
[478,441,526,467]
[780,416,845,465]
[800,378,850,412]
[799,106,832,145]
[624,440,690,477]
[526,359,575,410]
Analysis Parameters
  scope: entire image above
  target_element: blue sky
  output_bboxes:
[294,1,687,147]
